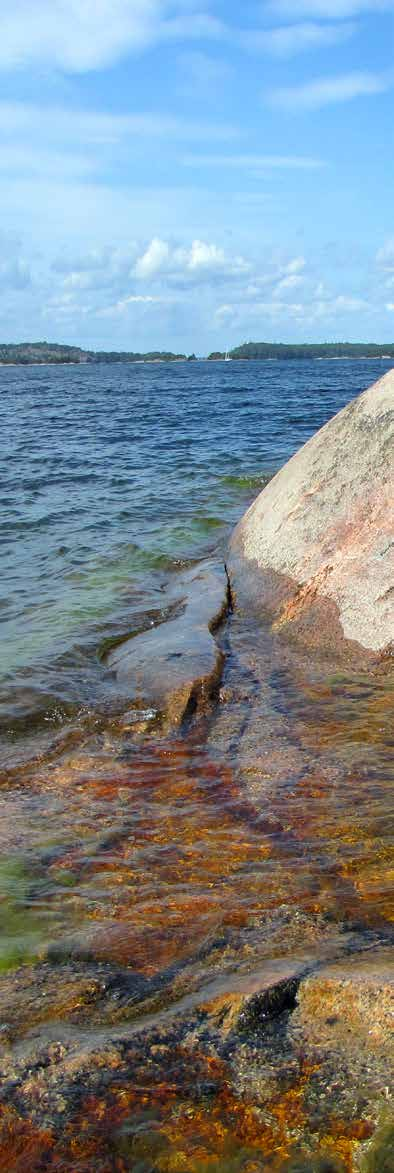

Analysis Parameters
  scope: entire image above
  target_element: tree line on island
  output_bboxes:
[208,341,394,360]
[0,340,393,365]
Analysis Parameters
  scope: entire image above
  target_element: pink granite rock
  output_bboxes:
[229,369,394,661]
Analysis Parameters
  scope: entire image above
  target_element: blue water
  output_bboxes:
[1,358,391,755]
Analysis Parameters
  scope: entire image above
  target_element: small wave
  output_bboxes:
[220,473,272,490]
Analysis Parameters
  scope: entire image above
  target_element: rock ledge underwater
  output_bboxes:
[107,560,229,728]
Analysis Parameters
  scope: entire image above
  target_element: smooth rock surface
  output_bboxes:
[107,560,228,726]
[229,369,394,658]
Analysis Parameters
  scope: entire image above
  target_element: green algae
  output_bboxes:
[0,857,52,972]
[282,1156,346,1172]
[359,1115,394,1173]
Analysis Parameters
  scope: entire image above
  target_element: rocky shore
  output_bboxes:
[0,371,392,1171]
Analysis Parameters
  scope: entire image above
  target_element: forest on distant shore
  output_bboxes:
[0,340,393,365]
[208,342,394,360]
[0,342,188,364]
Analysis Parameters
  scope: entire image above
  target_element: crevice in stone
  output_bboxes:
[224,561,235,613]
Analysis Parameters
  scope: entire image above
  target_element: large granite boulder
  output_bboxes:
[229,368,394,661]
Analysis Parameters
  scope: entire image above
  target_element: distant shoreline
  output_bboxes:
[1,356,393,367]
[0,340,393,366]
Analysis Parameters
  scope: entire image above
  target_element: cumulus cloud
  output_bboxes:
[0,234,32,291]
[274,273,305,295]
[2,226,386,350]
[0,257,31,290]
[133,237,251,284]
[212,254,375,336]
[135,238,171,279]
[376,239,394,272]
[267,70,391,111]
[99,294,170,317]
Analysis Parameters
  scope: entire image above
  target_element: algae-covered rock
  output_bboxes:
[287,946,394,1152]
[229,369,394,661]
[290,946,393,1060]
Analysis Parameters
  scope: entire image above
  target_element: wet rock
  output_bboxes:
[287,945,394,1144]
[195,957,305,1040]
[229,369,394,662]
[107,560,229,726]
[290,945,394,1060]
[0,945,392,1171]
[0,963,109,1042]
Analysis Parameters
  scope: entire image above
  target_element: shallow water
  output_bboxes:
[0,359,393,1170]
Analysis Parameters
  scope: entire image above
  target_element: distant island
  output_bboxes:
[0,342,189,365]
[0,340,393,365]
[208,342,394,361]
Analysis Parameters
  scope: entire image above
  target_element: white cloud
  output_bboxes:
[0,100,238,214]
[215,303,235,322]
[212,258,375,335]
[241,20,355,56]
[133,236,251,284]
[183,153,325,169]
[267,0,394,17]
[329,294,369,310]
[0,0,391,77]
[274,273,305,295]
[267,71,391,111]
[0,101,236,148]
[99,293,169,316]
[0,1,226,73]
[377,239,394,272]
[0,257,31,290]
[187,239,244,272]
[284,256,306,274]
[386,302,394,311]
[135,238,170,279]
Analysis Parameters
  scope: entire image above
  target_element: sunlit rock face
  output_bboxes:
[229,369,394,661]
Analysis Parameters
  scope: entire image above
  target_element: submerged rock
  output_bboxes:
[290,945,394,1062]
[107,560,228,727]
[229,369,394,661]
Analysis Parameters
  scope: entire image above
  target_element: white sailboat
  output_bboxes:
[224,347,231,361]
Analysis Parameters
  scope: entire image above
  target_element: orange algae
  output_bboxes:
[0,1106,54,1172]
[0,643,392,1172]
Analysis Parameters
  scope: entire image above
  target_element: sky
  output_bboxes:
[1,0,394,353]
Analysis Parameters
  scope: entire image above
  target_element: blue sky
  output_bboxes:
[1,0,394,352]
